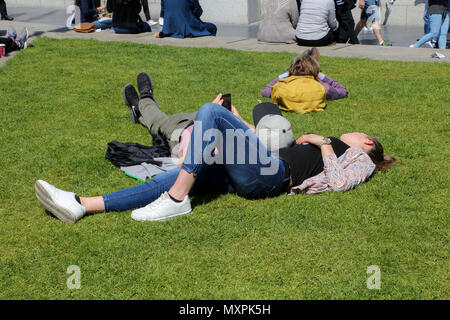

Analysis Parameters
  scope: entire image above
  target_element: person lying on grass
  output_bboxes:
[262,47,348,114]
[35,72,395,223]
[0,26,29,55]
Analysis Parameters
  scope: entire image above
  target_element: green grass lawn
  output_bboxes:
[0,37,448,299]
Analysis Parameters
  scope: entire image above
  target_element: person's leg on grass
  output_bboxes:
[171,103,285,201]
[131,103,286,221]
[136,71,196,154]
[35,168,182,223]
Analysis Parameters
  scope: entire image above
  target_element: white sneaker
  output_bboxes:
[159,17,164,26]
[35,180,86,223]
[147,19,158,26]
[131,192,192,221]
[409,44,415,48]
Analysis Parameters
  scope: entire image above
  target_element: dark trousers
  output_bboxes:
[160,0,164,17]
[336,10,359,44]
[0,0,8,18]
[0,37,19,54]
[113,20,152,34]
[296,29,335,47]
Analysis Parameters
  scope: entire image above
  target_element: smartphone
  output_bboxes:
[222,93,231,111]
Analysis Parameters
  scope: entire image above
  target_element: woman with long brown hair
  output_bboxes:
[265,48,348,114]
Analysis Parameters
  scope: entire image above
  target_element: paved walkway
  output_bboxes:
[0,5,449,65]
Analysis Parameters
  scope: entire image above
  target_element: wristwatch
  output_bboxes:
[319,137,331,147]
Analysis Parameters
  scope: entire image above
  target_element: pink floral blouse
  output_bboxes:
[290,147,376,194]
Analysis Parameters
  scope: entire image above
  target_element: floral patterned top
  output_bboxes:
[290,147,376,194]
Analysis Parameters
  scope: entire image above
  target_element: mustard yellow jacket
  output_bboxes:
[271,75,326,114]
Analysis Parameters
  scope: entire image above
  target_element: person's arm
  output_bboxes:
[230,105,255,132]
[327,0,339,31]
[261,77,279,97]
[296,133,334,158]
[190,0,203,19]
[318,72,348,100]
[211,94,255,132]
[140,0,151,21]
[296,134,375,192]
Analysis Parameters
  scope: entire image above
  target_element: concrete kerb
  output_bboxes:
[0,20,449,67]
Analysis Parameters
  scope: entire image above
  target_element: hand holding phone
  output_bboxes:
[222,93,231,111]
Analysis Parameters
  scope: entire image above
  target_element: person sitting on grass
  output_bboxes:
[257,0,299,44]
[155,0,216,39]
[34,73,395,223]
[261,47,348,104]
[107,0,152,34]
[0,26,28,54]
[265,48,348,114]
[354,0,391,46]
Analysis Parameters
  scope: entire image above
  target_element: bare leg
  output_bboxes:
[80,196,105,214]
[167,169,195,201]
[372,21,384,43]
[355,19,366,36]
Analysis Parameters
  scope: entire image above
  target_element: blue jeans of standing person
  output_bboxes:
[414,13,446,48]
[424,0,430,34]
[102,103,287,212]
[113,20,152,34]
[437,10,449,49]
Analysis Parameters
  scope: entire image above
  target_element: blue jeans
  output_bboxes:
[113,21,152,34]
[414,13,445,48]
[92,17,112,30]
[437,11,449,49]
[424,0,430,34]
[103,103,287,212]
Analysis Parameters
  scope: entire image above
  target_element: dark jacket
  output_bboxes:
[428,0,449,14]
[107,0,142,29]
[76,0,98,23]
[334,0,356,13]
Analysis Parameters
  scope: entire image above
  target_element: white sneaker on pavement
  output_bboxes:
[131,192,192,222]
[159,17,164,26]
[35,180,86,223]
[147,19,158,26]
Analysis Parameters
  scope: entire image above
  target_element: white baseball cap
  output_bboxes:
[253,103,294,153]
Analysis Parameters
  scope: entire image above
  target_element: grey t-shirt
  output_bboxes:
[296,0,338,40]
